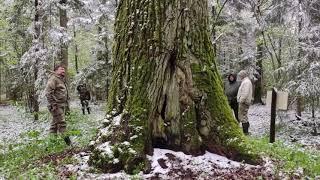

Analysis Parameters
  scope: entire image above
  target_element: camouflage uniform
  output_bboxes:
[77,84,91,115]
[45,74,69,134]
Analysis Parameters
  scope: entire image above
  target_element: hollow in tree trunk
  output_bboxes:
[89,0,256,174]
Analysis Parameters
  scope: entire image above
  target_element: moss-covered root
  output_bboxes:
[89,101,151,174]
[88,140,149,174]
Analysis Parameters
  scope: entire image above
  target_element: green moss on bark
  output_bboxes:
[90,0,259,174]
[191,63,256,161]
[180,104,202,154]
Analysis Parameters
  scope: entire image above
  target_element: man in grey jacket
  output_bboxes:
[237,70,253,135]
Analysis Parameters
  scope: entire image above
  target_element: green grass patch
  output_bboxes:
[0,109,100,179]
[0,134,67,179]
[248,137,320,178]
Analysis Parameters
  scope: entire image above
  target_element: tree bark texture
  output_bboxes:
[89,0,254,174]
[296,0,303,118]
[59,0,68,73]
[254,43,263,104]
[0,57,2,102]
[30,0,40,120]
[73,24,79,73]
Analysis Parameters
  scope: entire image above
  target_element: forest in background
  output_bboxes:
[0,0,319,114]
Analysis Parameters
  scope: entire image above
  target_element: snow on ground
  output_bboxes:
[248,104,320,150]
[1,102,320,178]
[0,104,48,145]
[69,100,106,121]
[248,104,271,137]
[62,148,274,179]
[0,100,105,151]
[4,102,317,148]
[144,148,256,179]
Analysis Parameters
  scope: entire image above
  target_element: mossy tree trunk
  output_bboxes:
[89,0,254,174]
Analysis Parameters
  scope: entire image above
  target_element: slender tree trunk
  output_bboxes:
[97,26,110,99]
[31,0,41,120]
[97,0,111,100]
[59,0,69,112]
[296,0,303,118]
[311,97,315,118]
[59,0,68,73]
[0,58,2,102]
[73,24,79,73]
[89,0,256,174]
[254,43,263,104]
[32,69,39,120]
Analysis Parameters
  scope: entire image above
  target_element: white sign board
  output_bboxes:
[266,91,289,110]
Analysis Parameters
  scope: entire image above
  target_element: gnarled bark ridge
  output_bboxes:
[89,0,256,174]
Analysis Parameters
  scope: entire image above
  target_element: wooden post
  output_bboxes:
[270,88,277,143]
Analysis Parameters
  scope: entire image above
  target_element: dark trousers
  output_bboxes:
[229,99,239,122]
[81,99,89,109]
[80,99,90,114]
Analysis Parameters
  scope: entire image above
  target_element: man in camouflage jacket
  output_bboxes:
[45,64,71,145]
[77,83,91,115]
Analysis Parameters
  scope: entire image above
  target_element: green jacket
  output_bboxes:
[45,73,69,107]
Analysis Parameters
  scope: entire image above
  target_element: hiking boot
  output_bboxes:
[242,122,250,135]
[64,136,72,146]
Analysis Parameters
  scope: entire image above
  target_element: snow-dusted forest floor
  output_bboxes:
[0,101,105,150]
[1,103,320,179]
[249,104,320,150]
[60,148,275,179]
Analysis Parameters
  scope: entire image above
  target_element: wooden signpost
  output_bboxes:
[266,88,289,143]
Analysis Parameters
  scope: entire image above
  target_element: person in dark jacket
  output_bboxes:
[77,83,91,115]
[224,73,241,122]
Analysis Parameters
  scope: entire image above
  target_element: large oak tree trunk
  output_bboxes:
[89,0,255,174]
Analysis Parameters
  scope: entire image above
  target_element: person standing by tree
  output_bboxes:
[77,83,91,115]
[224,73,241,122]
[237,70,253,135]
[45,64,71,145]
